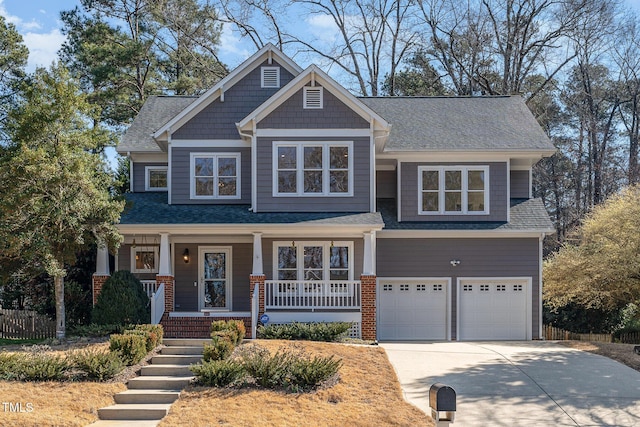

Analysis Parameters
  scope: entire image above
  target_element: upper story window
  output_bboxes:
[273,141,352,197]
[261,67,280,88]
[131,246,158,273]
[190,153,241,199]
[303,86,323,109]
[418,166,489,215]
[145,166,168,191]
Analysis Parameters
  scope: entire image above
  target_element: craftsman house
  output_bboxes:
[93,44,555,341]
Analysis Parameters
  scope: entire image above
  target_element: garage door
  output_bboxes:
[458,279,529,340]
[378,279,449,340]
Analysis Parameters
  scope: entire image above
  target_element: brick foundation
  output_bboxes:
[360,275,377,340]
[92,274,110,306]
[161,314,252,338]
[156,275,175,313]
[249,274,265,318]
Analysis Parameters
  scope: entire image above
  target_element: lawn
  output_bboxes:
[160,340,433,427]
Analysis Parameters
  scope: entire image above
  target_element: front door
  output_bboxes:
[199,247,232,310]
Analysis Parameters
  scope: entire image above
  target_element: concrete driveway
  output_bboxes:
[381,341,640,426]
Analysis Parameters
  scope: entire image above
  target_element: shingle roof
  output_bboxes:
[119,192,384,226]
[359,96,554,152]
[118,96,197,153]
[378,198,554,231]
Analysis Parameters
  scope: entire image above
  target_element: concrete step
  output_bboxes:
[163,338,209,347]
[127,375,193,390]
[114,389,181,404]
[87,420,161,427]
[152,354,202,365]
[141,364,193,376]
[161,346,204,355]
[97,404,172,420]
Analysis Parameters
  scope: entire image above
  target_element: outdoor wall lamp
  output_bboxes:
[450,260,461,267]
[183,248,190,263]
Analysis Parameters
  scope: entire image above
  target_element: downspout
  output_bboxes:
[237,119,256,212]
[128,151,133,193]
[539,232,544,339]
[167,131,173,205]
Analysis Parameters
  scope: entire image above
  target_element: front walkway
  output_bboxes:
[381,341,640,426]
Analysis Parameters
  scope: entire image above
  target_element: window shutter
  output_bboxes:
[261,67,280,88]
[304,87,323,109]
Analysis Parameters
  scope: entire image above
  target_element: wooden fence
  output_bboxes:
[0,309,56,339]
[543,324,640,344]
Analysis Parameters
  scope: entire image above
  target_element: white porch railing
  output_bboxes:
[150,283,165,325]
[141,280,158,299]
[265,280,361,310]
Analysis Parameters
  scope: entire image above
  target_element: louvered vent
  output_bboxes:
[304,87,323,109]
[261,67,280,88]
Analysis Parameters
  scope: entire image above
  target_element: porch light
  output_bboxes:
[132,238,136,249]
[183,248,190,263]
[291,241,296,249]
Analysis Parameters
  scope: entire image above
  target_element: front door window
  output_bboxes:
[200,247,231,310]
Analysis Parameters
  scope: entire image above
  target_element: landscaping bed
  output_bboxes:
[160,339,433,427]
[560,341,640,372]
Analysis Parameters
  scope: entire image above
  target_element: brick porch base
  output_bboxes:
[160,314,252,338]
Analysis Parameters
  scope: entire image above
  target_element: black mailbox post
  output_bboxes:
[429,383,456,423]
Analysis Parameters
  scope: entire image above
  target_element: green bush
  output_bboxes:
[92,270,150,326]
[210,320,246,345]
[203,335,235,361]
[190,359,245,386]
[238,344,294,388]
[257,322,352,342]
[72,348,124,380]
[17,354,70,381]
[288,353,342,390]
[0,353,21,380]
[69,323,126,337]
[110,334,147,365]
[134,324,164,348]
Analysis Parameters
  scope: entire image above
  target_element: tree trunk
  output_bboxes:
[55,275,65,339]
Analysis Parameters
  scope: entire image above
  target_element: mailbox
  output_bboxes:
[429,383,456,423]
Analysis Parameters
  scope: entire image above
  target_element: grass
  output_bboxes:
[160,340,433,427]
[561,341,640,372]
[0,338,46,346]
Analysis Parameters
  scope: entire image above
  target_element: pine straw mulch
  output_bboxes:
[159,339,433,427]
[559,341,640,372]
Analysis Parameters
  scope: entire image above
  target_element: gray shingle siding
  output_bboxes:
[171,147,251,204]
[258,85,369,129]
[376,237,540,340]
[255,136,371,212]
[172,60,295,140]
[132,162,168,193]
[510,170,530,199]
[400,162,508,222]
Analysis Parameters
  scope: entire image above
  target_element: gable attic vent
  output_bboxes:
[303,86,323,109]
[261,67,280,88]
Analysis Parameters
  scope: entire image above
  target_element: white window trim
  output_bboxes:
[144,166,168,191]
[190,153,241,200]
[417,165,490,215]
[272,241,354,282]
[198,246,233,311]
[303,86,323,109]
[272,141,353,197]
[261,66,280,88]
[131,246,159,274]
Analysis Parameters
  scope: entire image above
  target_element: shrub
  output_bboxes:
[110,334,147,365]
[134,324,164,348]
[210,320,246,345]
[258,322,352,342]
[190,359,245,386]
[238,344,294,388]
[203,335,235,362]
[0,353,21,380]
[72,348,124,380]
[17,354,70,381]
[92,270,150,326]
[69,323,125,337]
[288,353,342,390]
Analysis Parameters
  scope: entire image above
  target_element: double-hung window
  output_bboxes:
[190,153,241,199]
[131,246,159,273]
[273,141,352,196]
[418,166,489,214]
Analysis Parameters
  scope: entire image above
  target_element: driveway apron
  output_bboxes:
[381,341,640,426]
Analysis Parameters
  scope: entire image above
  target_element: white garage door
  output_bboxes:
[378,279,449,340]
[458,279,529,340]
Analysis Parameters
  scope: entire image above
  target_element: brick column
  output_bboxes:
[92,274,110,306]
[250,274,265,318]
[360,274,377,340]
[156,275,175,313]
